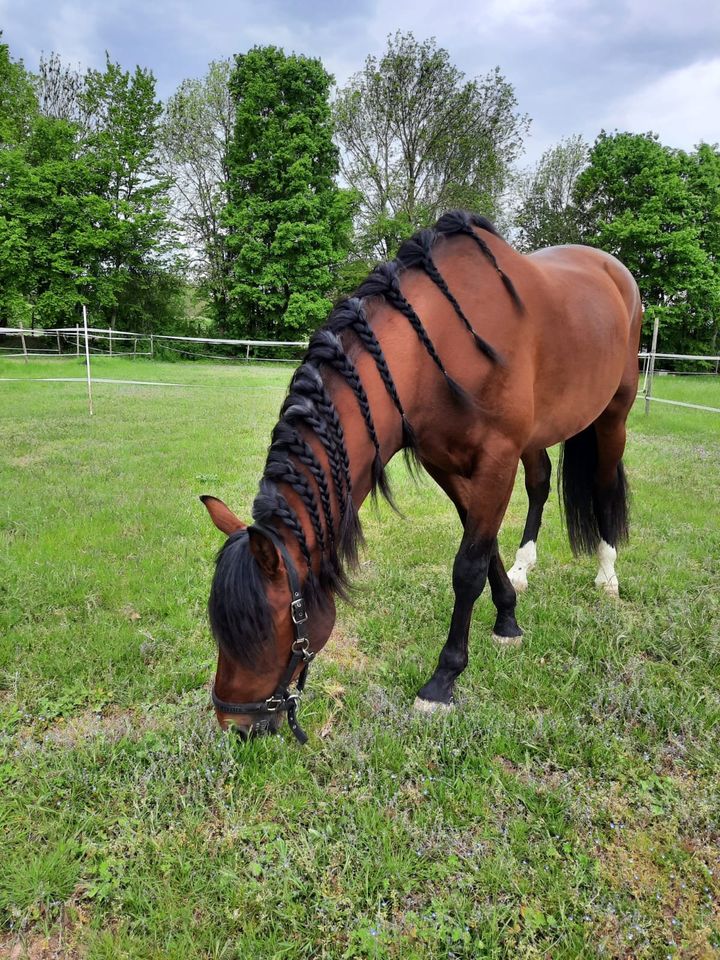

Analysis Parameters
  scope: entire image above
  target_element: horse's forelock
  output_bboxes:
[208,530,274,666]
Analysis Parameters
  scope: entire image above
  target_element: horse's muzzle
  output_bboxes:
[227,713,283,740]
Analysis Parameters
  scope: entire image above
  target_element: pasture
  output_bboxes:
[1,357,719,959]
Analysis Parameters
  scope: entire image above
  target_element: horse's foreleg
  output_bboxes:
[415,455,519,711]
[507,448,551,592]
[414,532,494,711]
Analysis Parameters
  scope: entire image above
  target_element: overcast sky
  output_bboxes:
[2,0,719,166]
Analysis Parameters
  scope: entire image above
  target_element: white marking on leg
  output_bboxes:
[413,696,454,714]
[507,540,537,592]
[595,539,619,596]
[492,633,523,648]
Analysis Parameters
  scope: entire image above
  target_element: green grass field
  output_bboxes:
[1,356,719,959]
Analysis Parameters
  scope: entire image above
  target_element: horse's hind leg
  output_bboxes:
[507,448,551,592]
[489,540,524,647]
[561,393,632,596]
[592,404,631,596]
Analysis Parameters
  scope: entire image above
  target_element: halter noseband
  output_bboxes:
[210,523,315,744]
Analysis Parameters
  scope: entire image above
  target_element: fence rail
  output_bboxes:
[2,323,719,416]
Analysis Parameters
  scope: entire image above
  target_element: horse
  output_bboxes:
[201,210,642,741]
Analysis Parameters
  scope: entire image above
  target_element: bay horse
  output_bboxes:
[202,211,642,741]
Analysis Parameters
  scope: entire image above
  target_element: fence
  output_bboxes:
[3,323,719,417]
[0,325,308,363]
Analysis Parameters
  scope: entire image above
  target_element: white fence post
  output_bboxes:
[19,322,28,364]
[83,305,93,416]
[644,315,660,416]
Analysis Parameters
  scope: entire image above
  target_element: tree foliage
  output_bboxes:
[161,59,234,324]
[514,135,588,251]
[81,56,175,327]
[223,46,354,339]
[333,32,529,259]
[0,41,178,331]
[575,132,720,353]
[0,36,37,145]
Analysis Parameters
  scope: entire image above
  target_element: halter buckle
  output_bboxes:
[291,598,308,624]
[264,694,285,712]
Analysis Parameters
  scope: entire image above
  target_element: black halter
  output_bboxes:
[210,523,315,744]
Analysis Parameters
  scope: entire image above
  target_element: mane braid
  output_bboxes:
[356,262,472,406]
[307,329,395,506]
[264,450,327,554]
[327,297,420,475]
[281,365,362,566]
[395,228,500,362]
[270,421,336,551]
[435,210,524,312]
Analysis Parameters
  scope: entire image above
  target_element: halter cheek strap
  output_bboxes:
[210,523,315,744]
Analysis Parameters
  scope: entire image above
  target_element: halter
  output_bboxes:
[210,523,315,744]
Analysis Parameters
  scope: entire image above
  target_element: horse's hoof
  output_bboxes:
[413,696,453,714]
[597,579,620,598]
[493,633,523,648]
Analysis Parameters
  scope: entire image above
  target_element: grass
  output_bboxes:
[1,356,719,959]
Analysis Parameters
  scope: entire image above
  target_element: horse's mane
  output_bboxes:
[209,210,522,664]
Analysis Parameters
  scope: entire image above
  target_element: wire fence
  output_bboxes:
[2,323,719,416]
[0,325,308,365]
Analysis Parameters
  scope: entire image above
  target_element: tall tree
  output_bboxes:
[514,135,588,251]
[161,59,234,324]
[575,132,720,352]
[0,115,104,327]
[36,52,85,124]
[224,46,354,339]
[0,35,37,145]
[681,143,720,353]
[333,32,529,259]
[81,55,174,328]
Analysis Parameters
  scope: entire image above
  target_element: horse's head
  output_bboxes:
[201,495,336,741]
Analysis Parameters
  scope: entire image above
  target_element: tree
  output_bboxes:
[333,32,529,260]
[81,55,175,328]
[681,143,720,353]
[161,59,234,324]
[575,132,720,353]
[223,46,354,339]
[0,35,37,145]
[0,115,104,327]
[514,135,588,251]
[37,52,85,124]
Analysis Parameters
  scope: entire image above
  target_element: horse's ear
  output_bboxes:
[200,495,247,536]
[248,527,280,578]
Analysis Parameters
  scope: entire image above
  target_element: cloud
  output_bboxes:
[606,57,720,149]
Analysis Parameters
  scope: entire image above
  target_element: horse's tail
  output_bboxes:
[559,425,629,555]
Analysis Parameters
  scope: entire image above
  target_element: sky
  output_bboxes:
[2,0,719,166]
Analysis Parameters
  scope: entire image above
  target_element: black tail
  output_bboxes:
[559,425,630,555]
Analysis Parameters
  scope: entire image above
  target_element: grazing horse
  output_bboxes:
[202,211,642,741]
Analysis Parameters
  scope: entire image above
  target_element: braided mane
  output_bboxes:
[209,211,523,664]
